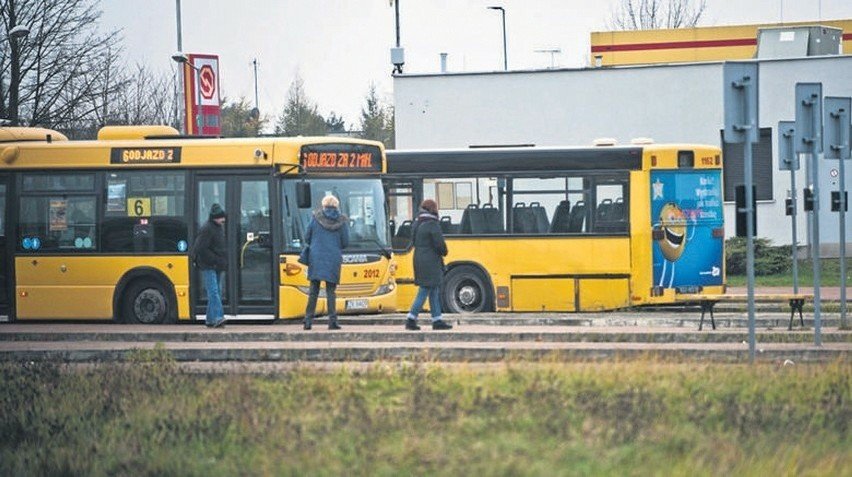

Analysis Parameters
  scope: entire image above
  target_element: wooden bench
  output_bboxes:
[675,294,812,331]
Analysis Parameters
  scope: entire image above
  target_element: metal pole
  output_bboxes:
[195,66,202,135]
[395,0,400,47]
[840,147,847,327]
[742,80,756,364]
[501,10,507,71]
[791,168,799,294]
[176,0,185,134]
[812,148,822,346]
[176,0,182,51]
[253,59,259,111]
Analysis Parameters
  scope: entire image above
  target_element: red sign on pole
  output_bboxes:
[182,54,221,136]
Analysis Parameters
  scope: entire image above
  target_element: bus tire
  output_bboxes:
[442,265,493,314]
[122,279,175,325]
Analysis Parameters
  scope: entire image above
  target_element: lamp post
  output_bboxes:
[171,52,203,135]
[5,24,31,125]
[487,6,507,71]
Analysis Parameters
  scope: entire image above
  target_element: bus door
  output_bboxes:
[0,177,8,319]
[194,175,274,320]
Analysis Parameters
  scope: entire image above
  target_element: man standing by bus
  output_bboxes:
[194,203,228,328]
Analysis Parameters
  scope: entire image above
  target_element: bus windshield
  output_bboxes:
[282,178,390,252]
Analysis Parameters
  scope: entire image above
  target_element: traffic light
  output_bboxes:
[735,184,757,237]
[785,197,793,216]
[803,187,815,211]
[831,191,848,212]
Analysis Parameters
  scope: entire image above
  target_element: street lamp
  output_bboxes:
[5,24,31,125]
[487,6,507,71]
[171,52,203,135]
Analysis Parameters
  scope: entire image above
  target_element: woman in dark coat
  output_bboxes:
[405,199,452,330]
[303,195,350,330]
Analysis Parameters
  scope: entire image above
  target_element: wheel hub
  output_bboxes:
[134,289,165,324]
[458,285,479,306]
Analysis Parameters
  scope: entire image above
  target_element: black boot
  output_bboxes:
[328,317,342,330]
[432,320,453,330]
[303,320,312,330]
[405,318,421,331]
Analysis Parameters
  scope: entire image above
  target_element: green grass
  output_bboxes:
[1,350,849,476]
[727,258,849,287]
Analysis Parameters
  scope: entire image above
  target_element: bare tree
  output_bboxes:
[609,0,706,30]
[0,0,121,127]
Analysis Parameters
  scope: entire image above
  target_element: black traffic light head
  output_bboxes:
[803,187,814,211]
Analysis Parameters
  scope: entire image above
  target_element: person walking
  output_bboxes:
[194,203,228,328]
[405,199,453,331]
[303,195,350,330]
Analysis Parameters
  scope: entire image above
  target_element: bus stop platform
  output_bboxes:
[1,313,849,364]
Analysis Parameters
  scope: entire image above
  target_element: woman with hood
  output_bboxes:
[405,199,453,331]
[303,195,350,330]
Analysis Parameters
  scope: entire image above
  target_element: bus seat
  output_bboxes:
[392,220,413,248]
[440,216,459,234]
[479,203,504,234]
[611,198,627,232]
[612,198,625,220]
[459,204,478,234]
[511,202,536,233]
[528,201,550,233]
[550,200,571,233]
[596,199,613,221]
[568,201,587,232]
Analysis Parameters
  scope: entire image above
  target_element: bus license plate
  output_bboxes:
[345,299,369,311]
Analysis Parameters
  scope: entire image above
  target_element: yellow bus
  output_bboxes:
[0,125,396,323]
[385,143,724,313]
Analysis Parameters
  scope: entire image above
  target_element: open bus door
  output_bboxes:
[0,177,9,319]
[193,175,275,320]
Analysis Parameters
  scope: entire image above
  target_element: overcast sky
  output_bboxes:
[101,0,852,130]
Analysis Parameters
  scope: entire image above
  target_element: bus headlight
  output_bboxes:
[375,278,396,295]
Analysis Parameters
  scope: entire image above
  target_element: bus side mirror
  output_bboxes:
[296,181,312,209]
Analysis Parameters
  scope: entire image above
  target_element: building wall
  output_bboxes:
[393,55,852,251]
[590,19,852,67]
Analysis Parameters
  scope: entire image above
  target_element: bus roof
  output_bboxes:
[386,144,720,175]
[0,126,384,171]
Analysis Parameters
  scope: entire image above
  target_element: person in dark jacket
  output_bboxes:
[405,199,452,331]
[193,203,228,328]
[303,195,350,330]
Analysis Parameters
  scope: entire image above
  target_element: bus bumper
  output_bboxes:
[278,286,397,320]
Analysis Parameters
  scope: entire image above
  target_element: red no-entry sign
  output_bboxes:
[199,65,216,100]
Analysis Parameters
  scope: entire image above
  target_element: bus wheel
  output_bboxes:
[123,280,171,324]
[442,265,493,313]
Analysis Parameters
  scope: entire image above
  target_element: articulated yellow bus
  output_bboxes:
[0,125,396,323]
[386,143,724,313]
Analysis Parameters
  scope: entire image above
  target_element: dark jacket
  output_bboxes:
[305,207,350,284]
[412,209,448,287]
[194,219,227,271]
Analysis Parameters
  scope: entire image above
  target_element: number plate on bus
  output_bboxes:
[345,299,369,311]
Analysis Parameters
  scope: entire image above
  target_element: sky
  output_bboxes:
[101,0,852,131]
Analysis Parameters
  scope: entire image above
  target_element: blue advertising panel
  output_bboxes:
[651,170,724,291]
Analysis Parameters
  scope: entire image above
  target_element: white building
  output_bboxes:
[393,55,852,255]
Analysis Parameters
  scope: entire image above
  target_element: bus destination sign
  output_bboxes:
[300,144,382,172]
[110,147,182,164]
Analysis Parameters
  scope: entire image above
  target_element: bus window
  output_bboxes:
[102,171,187,252]
[593,179,628,233]
[282,178,389,252]
[425,177,502,235]
[19,173,98,252]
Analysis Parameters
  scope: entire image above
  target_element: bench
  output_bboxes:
[674,293,813,331]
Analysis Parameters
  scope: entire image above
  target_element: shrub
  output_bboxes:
[726,237,791,276]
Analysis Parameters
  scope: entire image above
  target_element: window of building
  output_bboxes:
[721,127,774,201]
